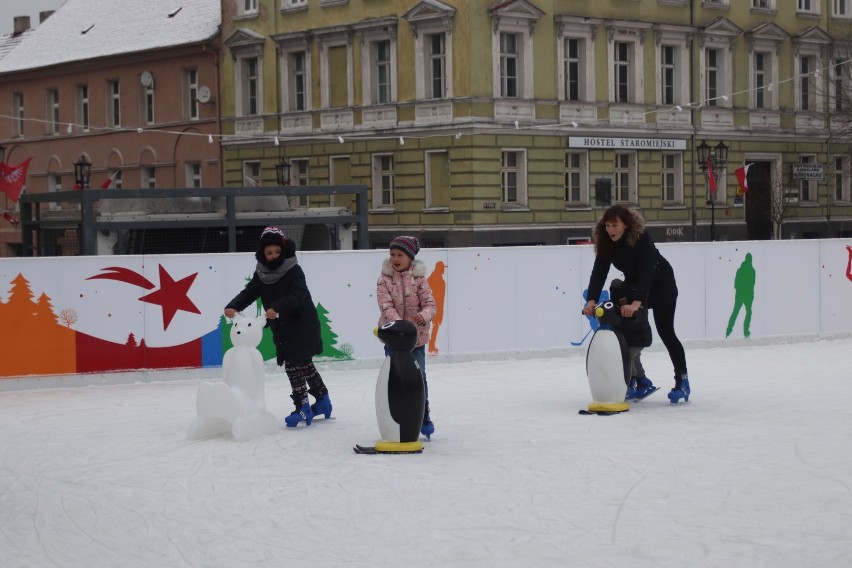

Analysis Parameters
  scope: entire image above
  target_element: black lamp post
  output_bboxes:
[275,160,291,186]
[696,140,728,242]
[74,155,92,189]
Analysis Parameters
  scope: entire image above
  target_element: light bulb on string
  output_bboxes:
[338,135,344,144]
[274,136,280,146]
[208,134,213,144]
[399,136,405,145]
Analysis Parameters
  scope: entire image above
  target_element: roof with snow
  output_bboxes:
[0,30,31,62]
[0,0,221,74]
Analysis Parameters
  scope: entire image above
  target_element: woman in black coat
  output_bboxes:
[582,206,690,404]
[224,226,332,426]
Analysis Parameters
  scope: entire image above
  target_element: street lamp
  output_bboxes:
[696,140,728,241]
[275,160,291,186]
[74,155,92,189]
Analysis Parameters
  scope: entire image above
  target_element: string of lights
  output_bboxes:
[0,58,848,149]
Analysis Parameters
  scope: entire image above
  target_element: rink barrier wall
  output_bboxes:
[0,239,849,382]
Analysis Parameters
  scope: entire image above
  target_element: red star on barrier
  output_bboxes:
[138,265,201,329]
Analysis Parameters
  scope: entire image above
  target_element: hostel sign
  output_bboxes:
[568,137,687,150]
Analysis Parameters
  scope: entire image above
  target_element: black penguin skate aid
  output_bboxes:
[580,301,631,415]
[354,320,426,454]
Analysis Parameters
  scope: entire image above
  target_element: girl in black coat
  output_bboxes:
[224,226,332,426]
[582,206,690,404]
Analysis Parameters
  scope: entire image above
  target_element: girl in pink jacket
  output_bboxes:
[377,236,438,438]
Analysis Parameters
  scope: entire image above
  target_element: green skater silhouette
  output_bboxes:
[726,252,756,338]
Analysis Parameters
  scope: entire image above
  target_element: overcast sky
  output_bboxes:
[0,0,67,36]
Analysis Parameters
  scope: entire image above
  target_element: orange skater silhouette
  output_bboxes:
[427,261,446,354]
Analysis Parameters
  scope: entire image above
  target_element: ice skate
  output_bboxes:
[668,374,691,404]
[310,392,333,419]
[285,394,314,427]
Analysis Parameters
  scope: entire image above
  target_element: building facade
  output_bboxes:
[219,0,852,248]
[0,0,222,257]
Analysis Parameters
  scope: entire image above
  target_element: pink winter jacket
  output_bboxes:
[377,258,437,348]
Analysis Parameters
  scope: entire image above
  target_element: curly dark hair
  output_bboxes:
[592,205,645,260]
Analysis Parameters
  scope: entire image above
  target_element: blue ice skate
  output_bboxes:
[668,375,691,404]
[625,376,659,401]
[310,392,333,419]
[285,395,314,427]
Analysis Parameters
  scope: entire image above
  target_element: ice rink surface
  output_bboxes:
[2,337,851,568]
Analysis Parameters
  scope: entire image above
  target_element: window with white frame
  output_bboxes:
[661,46,676,105]
[241,56,260,116]
[564,151,588,205]
[834,155,850,202]
[185,163,202,188]
[798,54,817,111]
[142,81,155,125]
[427,33,447,99]
[372,154,394,208]
[290,159,310,207]
[107,80,121,127]
[243,160,261,187]
[563,38,583,101]
[832,58,850,111]
[490,8,538,100]
[284,0,307,8]
[752,51,776,110]
[240,0,258,15]
[142,167,156,189]
[501,150,527,206]
[13,92,24,137]
[835,0,852,17]
[614,152,636,203]
[48,173,62,211]
[797,0,819,14]
[556,18,596,103]
[753,0,772,8]
[607,26,645,105]
[46,89,59,135]
[705,48,723,105]
[359,22,397,106]
[661,153,683,205]
[704,0,729,5]
[291,51,308,110]
[186,69,199,120]
[799,155,817,202]
[77,85,89,132]
[108,170,122,189]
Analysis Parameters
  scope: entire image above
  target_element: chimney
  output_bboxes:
[39,11,54,24]
[13,16,31,35]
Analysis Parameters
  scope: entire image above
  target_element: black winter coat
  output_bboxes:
[587,232,678,309]
[225,264,323,366]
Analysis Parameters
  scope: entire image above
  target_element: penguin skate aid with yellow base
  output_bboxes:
[580,294,656,415]
[354,320,426,455]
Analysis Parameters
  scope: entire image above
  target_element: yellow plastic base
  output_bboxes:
[374,440,423,453]
[587,401,630,413]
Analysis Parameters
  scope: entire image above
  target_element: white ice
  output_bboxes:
[1,337,851,568]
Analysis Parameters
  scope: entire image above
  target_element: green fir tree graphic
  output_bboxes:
[316,303,353,360]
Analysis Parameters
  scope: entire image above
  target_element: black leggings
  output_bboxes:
[284,361,327,398]
[652,299,688,377]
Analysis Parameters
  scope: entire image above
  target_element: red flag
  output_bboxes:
[100,170,120,189]
[2,212,19,225]
[735,164,752,195]
[0,157,32,203]
[705,157,717,193]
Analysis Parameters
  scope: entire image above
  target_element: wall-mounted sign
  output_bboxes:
[568,137,687,150]
[792,163,824,180]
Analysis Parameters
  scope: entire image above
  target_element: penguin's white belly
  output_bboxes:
[586,329,629,404]
[375,358,398,441]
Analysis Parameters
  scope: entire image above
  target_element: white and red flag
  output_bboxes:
[0,157,32,203]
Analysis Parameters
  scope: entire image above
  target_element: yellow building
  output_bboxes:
[220,0,852,248]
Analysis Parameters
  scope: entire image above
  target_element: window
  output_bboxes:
[427,33,447,99]
[564,38,582,101]
[404,2,455,101]
[359,22,398,107]
[661,46,676,105]
[372,154,394,208]
[614,152,636,203]
[242,57,259,116]
[12,92,24,137]
[798,0,819,14]
[107,80,121,127]
[142,167,156,189]
[753,52,771,109]
[501,150,527,206]
[240,0,258,14]
[243,160,261,187]
[142,81,155,125]
[108,170,123,189]
[753,0,772,8]
[564,151,588,205]
[77,85,89,132]
[185,163,202,188]
[835,0,852,17]
[499,32,519,98]
[706,49,721,105]
[606,25,647,106]
[374,40,391,104]
[833,58,849,111]
[47,89,59,135]
[799,156,817,202]
[187,69,199,120]
[425,151,450,209]
[661,153,683,205]
[291,51,307,111]
[48,174,62,211]
[290,159,309,207]
[798,55,816,111]
[834,156,850,202]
